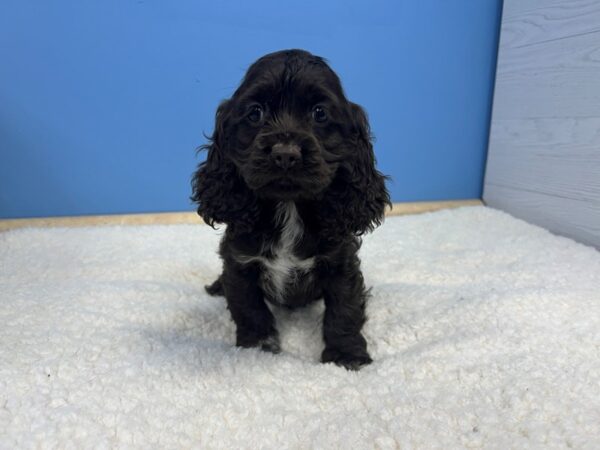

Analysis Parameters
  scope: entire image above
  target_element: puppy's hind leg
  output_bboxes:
[205,274,224,296]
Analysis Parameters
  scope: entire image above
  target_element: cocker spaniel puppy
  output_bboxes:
[192,49,390,370]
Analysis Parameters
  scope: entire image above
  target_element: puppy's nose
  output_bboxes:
[271,143,301,170]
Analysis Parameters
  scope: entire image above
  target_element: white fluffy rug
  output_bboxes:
[1,206,599,448]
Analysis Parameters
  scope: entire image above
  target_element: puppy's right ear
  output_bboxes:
[191,100,259,231]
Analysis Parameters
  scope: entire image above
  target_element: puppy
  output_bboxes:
[192,49,390,370]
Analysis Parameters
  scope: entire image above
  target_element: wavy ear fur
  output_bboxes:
[191,101,260,233]
[319,102,391,238]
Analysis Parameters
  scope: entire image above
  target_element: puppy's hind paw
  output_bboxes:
[258,335,281,354]
[205,276,224,296]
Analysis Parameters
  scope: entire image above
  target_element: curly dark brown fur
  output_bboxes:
[192,49,390,370]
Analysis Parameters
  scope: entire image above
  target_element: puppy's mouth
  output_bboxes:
[259,176,304,199]
[273,177,299,190]
[245,170,330,200]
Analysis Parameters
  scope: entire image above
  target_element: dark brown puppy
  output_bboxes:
[192,49,390,370]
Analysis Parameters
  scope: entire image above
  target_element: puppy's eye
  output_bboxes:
[247,104,264,123]
[312,105,327,123]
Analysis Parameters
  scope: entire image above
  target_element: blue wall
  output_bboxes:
[0,1,502,218]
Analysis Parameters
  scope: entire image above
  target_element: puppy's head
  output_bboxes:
[192,49,390,234]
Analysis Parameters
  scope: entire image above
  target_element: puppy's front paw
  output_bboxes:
[321,347,372,371]
[236,332,281,354]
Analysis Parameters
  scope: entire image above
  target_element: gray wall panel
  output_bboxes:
[484,0,600,248]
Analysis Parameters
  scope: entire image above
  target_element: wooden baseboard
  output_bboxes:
[0,199,482,232]
[387,199,482,216]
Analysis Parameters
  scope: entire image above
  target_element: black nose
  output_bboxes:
[270,143,301,170]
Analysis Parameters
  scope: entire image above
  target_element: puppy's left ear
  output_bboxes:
[320,102,390,236]
[342,103,392,234]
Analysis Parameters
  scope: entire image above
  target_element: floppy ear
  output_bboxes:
[319,102,390,237]
[191,101,259,233]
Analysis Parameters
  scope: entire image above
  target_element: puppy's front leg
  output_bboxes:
[321,264,372,370]
[222,260,280,353]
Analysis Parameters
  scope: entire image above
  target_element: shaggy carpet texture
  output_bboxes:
[1,206,599,449]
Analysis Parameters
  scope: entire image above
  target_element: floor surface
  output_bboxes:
[1,206,599,448]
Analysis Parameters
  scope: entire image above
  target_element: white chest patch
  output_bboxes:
[235,202,315,302]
